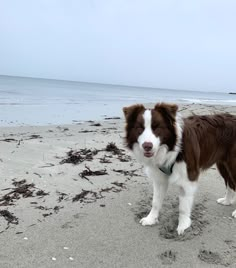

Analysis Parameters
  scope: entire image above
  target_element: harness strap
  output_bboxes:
[159,163,174,175]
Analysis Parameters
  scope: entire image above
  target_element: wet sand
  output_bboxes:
[0,103,236,267]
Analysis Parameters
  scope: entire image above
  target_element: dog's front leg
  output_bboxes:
[177,181,198,235]
[140,171,168,226]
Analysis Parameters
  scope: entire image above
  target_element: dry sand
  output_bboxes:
[0,103,236,267]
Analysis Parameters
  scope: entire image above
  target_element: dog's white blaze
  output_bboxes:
[144,109,152,128]
[137,109,160,149]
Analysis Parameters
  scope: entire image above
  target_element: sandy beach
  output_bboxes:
[0,103,236,267]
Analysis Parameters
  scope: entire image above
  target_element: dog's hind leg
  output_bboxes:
[216,162,236,206]
[217,185,235,206]
[226,158,236,217]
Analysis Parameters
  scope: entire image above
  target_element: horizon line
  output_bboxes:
[0,74,232,94]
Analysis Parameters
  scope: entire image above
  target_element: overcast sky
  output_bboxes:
[0,0,236,92]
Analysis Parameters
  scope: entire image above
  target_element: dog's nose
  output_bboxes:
[142,142,153,151]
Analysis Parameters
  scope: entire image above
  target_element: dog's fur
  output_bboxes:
[123,102,236,235]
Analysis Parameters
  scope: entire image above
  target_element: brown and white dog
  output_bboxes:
[123,102,236,235]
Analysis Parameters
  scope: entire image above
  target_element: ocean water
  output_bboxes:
[0,75,235,126]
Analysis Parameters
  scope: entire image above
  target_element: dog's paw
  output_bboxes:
[232,209,236,218]
[217,197,232,206]
[177,217,191,235]
[139,216,158,226]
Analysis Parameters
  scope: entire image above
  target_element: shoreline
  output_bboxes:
[1,102,236,128]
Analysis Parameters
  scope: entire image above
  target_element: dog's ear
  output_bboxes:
[123,104,145,121]
[154,103,178,121]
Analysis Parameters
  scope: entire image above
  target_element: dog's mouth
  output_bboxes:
[144,151,154,158]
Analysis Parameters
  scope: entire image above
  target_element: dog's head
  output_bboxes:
[123,103,180,165]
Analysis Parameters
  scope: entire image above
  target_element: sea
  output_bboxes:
[0,75,235,126]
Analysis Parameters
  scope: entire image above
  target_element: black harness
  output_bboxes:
[159,163,174,175]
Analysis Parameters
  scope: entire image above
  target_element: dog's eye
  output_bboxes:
[152,124,159,130]
[136,126,144,134]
